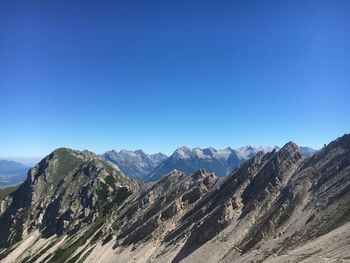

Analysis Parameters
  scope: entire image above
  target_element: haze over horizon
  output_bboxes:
[1,0,349,158]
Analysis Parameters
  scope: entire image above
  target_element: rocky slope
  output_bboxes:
[102,150,167,180]
[0,136,345,263]
[0,148,141,262]
[90,135,346,263]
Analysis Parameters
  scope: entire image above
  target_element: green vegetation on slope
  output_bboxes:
[0,185,20,202]
[49,148,84,186]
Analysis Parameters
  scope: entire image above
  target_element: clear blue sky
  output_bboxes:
[1,0,349,158]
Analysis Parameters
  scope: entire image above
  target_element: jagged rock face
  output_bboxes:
[102,150,167,180]
[156,143,302,250]
[0,148,140,248]
[219,135,350,262]
[106,169,219,246]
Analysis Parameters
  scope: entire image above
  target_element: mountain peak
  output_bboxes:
[134,149,145,155]
[102,149,167,180]
[0,148,140,247]
[327,133,350,150]
[173,146,192,159]
[52,147,75,155]
[280,141,299,153]
[177,146,192,152]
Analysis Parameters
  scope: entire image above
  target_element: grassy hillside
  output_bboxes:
[0,185,20,202]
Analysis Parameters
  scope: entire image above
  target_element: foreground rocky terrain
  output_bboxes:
[0,135,348,262]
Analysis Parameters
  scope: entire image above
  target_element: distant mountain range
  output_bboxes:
[0,146,316,188]
[0,160,29,189]
[102,145,316,181]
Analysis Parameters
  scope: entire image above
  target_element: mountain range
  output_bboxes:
[0,134,347,262]
[0,160,29,189]
[103,145,316,181]
[0,146,316,188]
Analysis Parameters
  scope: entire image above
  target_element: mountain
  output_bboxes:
[0,136,343,263]
[299,146,317,158]
[146,147,236,181]
[0,160,27,173]
[0,148,141,259]
[102,150,167,180]
[0,160,28,189]
[146,146,279,182]
[235,145,280,159]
